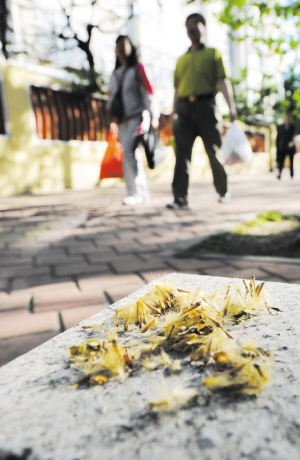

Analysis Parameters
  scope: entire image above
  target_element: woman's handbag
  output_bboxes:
[109,68,128,123]
[140,127,165,169]
[99,131,123,180]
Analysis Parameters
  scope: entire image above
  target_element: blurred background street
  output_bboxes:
[1,172,299,366]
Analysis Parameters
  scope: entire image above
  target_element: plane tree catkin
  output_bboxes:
[68,276,277,409]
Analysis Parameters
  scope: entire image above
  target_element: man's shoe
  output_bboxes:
[166,201,188,209]
[218,192,231,204]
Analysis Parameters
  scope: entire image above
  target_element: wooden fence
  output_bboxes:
[30,86,109,141]
[30,85,174,146]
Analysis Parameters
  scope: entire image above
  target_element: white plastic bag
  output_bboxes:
[222,121,253,165]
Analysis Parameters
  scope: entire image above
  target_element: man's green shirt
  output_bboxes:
[174,46,227,97]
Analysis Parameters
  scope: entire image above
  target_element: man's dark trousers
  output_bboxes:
[172,96,227,204]
[277,150,295,178]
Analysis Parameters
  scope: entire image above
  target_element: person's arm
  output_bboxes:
[135,63,159,129]
[218,78,237,122]
[276,127,280,149]
[171,88,179,127]
[288,124,296,149]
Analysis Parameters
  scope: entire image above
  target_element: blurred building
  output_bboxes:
[0,0,283,195]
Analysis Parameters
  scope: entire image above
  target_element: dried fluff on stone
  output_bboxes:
[68,276,277,407]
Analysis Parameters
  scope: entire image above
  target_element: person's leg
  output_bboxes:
[195,98,227,197]
[118,117,149,201]
[277,151,285,179]
[171,109,197,205]
[289,152,294,178]
[135,147,151,200]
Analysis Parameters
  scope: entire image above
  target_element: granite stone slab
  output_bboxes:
[0,274,300,460]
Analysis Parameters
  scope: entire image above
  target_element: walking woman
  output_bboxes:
[108,35,158,205]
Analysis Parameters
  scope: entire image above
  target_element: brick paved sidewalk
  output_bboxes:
[1,172,299,366]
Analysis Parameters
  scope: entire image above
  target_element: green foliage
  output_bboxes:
[230,68,278,125]
[202,0,300,125]
[235,211,296,234]
[257,211,284,222]
[203,0,300,54]
[274,66,300,131]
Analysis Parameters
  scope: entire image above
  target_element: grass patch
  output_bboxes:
[178,211,300,259]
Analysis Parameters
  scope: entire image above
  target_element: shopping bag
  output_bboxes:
[140,127,165,169]
[222,121,253,166]
[99,131,123,180]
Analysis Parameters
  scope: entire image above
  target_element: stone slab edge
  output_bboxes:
[0,273,300,460]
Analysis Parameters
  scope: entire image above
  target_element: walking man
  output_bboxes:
[276,112,296,179]
[167,13,237,209]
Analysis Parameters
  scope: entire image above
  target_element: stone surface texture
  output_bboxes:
[0,274,299,460]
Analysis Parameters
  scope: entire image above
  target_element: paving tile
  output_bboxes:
[105,281,147,303]
[0,256,33,267]
[77,273,144,292]
[86,250,128,264]
[135,229,158,239]
[136,236,168,246]
[0,310,59,339]
[66,241,96,255]
[0,265,50,279]
[0,331,57,367]
[0,290,31,312]
[167,258,224,272]
[35,254,84,266]
[19,245,51,256]
[175,269,203,276]
[93,235,120,246]
[61,304,108,330]
[258,263,300,282]
[54,262,109,277]
[174,231,201,241]
[31,281,83,311]
[115,230,138,240]
[52,237,79,247]
[202,266,268,281]
[141,269,175,283]
[196,259,231,270]
[107,254,141,272]
[110,255,168,274]
[111,241,142,254]
[11,276,71,291]
[34,247,66,260]
[67,245,112,256]
[0,248,21,256]
[75,230,108,240]
[137,244,162,254]
[34,287,108,313]
[228,259,264,270]
[36,233,65,243]
[0,279,8,292]
[116,222,138,230]
[7,244,47,255]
